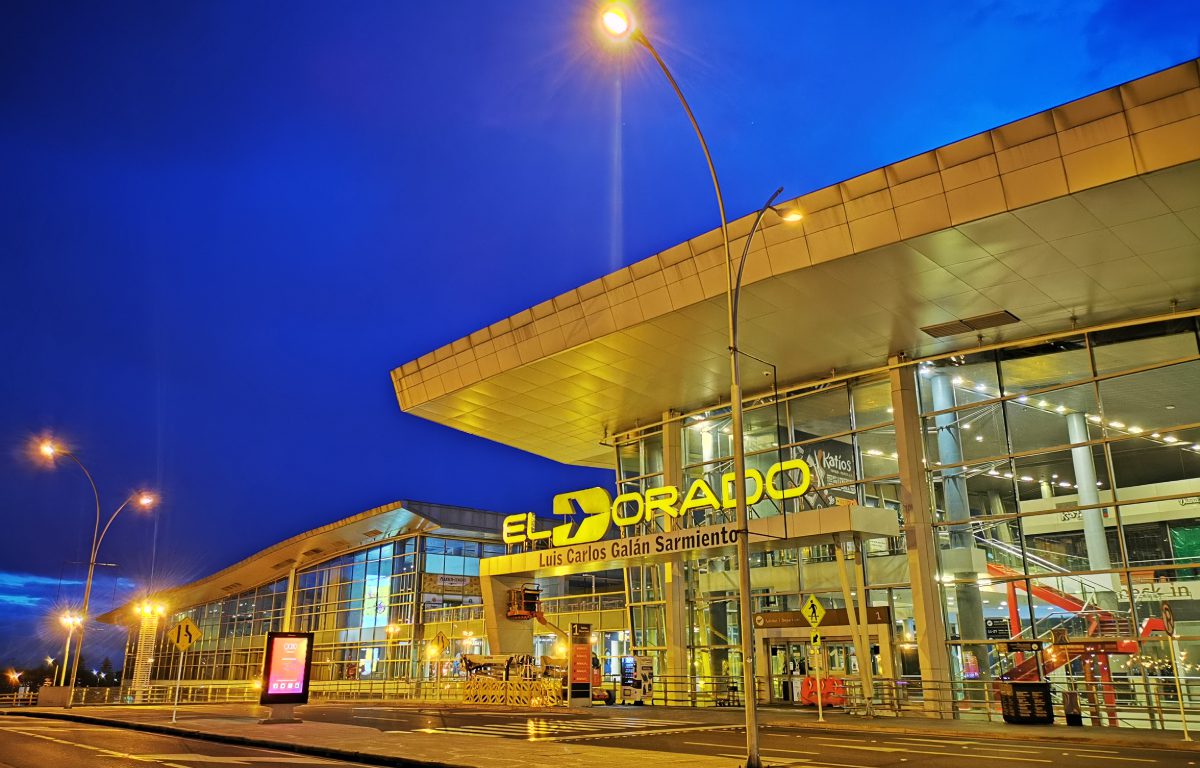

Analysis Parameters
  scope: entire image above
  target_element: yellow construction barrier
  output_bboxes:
[463,677,563,707]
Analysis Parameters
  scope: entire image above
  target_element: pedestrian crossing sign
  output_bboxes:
[167,617,203,652]
[802,595,826,627]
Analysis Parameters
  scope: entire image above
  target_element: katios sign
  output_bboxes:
[503,458,812,547]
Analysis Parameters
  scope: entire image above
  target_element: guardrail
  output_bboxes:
[0,692,39,707]
[838,675,1200,731]
[53,671,1200,732]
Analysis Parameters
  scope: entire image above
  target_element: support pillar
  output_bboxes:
[281,567,297,632]
[1066,412,1111,571]
[661,411,691,698]
[888,359,953,716]
[930,373,989,691]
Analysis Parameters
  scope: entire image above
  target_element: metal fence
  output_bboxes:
[52,672,1200,735]
[0,692,39,707]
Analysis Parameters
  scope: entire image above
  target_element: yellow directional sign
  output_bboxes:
[809,629,822,647]
[167,617,203,652]
[802,595,826,627]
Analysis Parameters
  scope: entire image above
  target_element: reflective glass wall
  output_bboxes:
[919,317,1200,684]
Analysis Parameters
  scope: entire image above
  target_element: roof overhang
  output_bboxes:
[98,500,506,625]
[393,59,1200,468]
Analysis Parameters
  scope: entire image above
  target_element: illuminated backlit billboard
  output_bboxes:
[260,631,314,705]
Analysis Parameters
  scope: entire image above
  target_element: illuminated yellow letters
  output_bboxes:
[720,468,765,508]
[505,457,814,546]
[502,514,527,544]
[644,486,680,525]
[551,487,613,546]
[766,458,812,499]
[611,492,644,526]
[679,477,721,516]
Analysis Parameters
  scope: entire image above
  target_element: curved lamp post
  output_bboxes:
[599,9,802,767]
[39,439,155,708]
[57,613,82,686]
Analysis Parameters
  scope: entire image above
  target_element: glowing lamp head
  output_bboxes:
[39,441,57,458]
[137,493,156,508]
[778,209,804,223]
[600,4,634,40]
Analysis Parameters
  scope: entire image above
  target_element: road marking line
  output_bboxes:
[886,739,1042,755]
[761,747,821,755]
[533,723,743,742]
[1081,757,1157,763]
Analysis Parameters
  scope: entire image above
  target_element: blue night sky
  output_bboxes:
[1,1,1197,667]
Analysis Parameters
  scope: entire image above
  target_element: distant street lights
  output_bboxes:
[38,439,156,708]
[57,613,82,686]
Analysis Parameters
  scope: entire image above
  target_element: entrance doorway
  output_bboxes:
[766,636,878,705]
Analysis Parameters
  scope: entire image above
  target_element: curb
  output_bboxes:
[6,707,1198,758]
[0,709,459,768]
[755,715,1200,752]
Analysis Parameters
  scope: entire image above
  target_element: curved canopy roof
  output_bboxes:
[98,499,506,625]
[393,59,1200,468]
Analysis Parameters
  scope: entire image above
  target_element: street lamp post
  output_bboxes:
[598,9,801,767]
[38,440,155,709]
[58,613,81,686]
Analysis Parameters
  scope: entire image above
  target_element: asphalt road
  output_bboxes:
[301,705,1200,767]
[0,715,367,768]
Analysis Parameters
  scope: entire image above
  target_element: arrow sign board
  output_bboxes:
[167,617,202,652]
[1163,602,1177,637]
[809,629,823,647]
[802,595,826,628]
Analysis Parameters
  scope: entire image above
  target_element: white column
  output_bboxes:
[1066,412,1111,571]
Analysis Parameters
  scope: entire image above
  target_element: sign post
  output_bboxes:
[804,596,826,723]
[166,617,203,724]
[568,623,593,708]
[1163,603,1191,741]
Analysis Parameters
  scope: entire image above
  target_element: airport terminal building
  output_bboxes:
[108,59,1200,715]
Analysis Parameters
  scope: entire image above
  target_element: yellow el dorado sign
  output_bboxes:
[503,458,812,547]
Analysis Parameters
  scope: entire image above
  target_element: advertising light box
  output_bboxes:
[260,631,314,705]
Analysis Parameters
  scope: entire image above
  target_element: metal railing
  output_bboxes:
[838,675,1200,732]
[51,670,1200,734]
[0,691,39,707]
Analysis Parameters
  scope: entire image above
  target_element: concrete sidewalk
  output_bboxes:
[3,701,1197,768]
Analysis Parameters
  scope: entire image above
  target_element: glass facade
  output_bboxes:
[612,313,1200,701]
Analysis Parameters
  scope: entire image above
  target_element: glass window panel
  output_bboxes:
[1005,384,1099,454]
[930,460,1020,522]
[643,433,664,475]
[743,403,782,453]
[916,352,1000,413]
[999,337,1090,394]
[1109,427,1200,499]
[1011,447,1111,506]
[1098,360,1200,436]
[1020,507,1125,569]
[786,387,850,439]
[857,426,898,479]
[618,442,640,478]
[1091,318,1198,376]
[851,377,893,429]
[683,412,733,467]
[923,402,1007,466]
